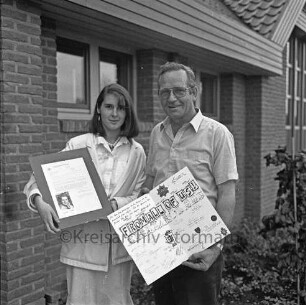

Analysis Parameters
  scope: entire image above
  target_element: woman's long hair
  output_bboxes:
[89,83,139,139]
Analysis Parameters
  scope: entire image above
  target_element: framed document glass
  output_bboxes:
[30,148,112,228]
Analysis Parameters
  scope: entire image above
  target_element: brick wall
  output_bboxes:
[219,63,286,222]
[0,0,46,304]
[260,48,287,217]
[136,49,169,152]
[245,76,262,219]
[245,50,286,220]
[136,49,167,123]
[0,3,71,304]
[40,17,67,300]
[220,74,246,223]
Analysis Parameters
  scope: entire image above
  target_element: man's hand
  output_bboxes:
[138,175,154,198]
[138,187,150,198]
[110,199,118,211]
[182,245,221,271]
[35,196,60,234]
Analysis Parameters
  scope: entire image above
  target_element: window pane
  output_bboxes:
[56,37,89,109]
[297,71,302,98]
[288,68,293,96]
[100,62,117,90]
[99,48,132,92]
[296,99,300,126]
[57,52,85,104]
[298,40,303,68]
[303,128,306,150]
[200,73,217,116]
[289,37,294,65]
[286,98,291,126]
[303,101,306,125]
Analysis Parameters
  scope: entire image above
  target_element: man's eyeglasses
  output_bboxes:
[159,87,191,100]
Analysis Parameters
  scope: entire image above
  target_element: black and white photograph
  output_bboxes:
[1,1,305,305]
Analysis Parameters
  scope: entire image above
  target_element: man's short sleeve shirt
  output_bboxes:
[146,110,238,208]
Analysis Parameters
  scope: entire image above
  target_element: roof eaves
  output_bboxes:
[271,0,305,46]
[296,10,306,34]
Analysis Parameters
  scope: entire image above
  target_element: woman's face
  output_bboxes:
[98,93,126,134]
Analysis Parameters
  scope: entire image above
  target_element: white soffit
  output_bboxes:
[38,0,284,75]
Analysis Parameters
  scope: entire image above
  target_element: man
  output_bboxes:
[141,62,238,305]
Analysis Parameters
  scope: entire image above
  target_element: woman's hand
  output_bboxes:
[34,196,60,234]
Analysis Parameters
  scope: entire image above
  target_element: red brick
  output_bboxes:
[6,229,32,242]
[18,105,42,113]
[19,144,42,154]
[4,114,30,124]
[16,23,40,36]
[3,50,29,63]
[7,284,32,299]
[16,44,41,56]
[21,254,44,267]
[17,85,42,95]
[2,40,16,50]
[4,72,29,84]
[20,290,45,305]
[18,124,42,133]
[18,65,41,75]
[20,235,44,248]
[3,94,30,103]
[4,135,30,144]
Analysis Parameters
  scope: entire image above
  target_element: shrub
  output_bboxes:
[221,219,297,305]
[261,146,306,304]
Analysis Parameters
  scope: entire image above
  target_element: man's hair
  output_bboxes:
[157,62,197,90]
[89,83,139,139]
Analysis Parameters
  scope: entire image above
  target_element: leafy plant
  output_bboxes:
[220,219,296,304]
[261,146,306,304]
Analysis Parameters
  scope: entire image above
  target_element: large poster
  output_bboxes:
[108,167,230,285]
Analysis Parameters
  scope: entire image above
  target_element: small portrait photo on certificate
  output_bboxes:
[56,192,74,210]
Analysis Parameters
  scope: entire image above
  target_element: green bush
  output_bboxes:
[221,219,297,305]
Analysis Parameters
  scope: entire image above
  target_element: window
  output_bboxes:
[197,72,219,118]
[99,48,133,93]
[56,37,90,109]
[286,35,306,152]
[55,32,135,122]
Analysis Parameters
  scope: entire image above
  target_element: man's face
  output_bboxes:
[159,70,197,124]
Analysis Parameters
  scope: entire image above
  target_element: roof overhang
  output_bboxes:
[272,0,306,46]
[34,0,284,76]
[296,10,306,38]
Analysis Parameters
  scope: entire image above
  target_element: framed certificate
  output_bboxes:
[29,148,112,229]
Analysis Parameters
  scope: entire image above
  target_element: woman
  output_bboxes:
[24,83,146,305]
